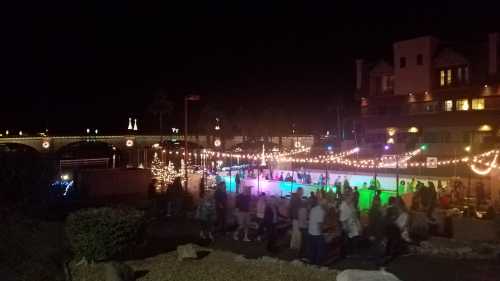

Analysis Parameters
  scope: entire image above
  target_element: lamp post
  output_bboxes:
[396,152,400,197]
[465,144,472,198]
[184,94,200,191]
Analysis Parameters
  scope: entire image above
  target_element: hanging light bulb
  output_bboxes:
[128,117,133,130]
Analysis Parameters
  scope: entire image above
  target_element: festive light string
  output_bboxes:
[153,144,500,172]
[201,146,311,161]
[470,150,499,175]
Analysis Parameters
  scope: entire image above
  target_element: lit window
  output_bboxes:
[440,70,445,86]
[471,98,485,110]
[444,100,453,111]
[447,69,452,85]
[456,99,469,111]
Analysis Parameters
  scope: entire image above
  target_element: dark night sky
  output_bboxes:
[2,1,498,134]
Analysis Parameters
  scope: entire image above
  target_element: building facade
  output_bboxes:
[354,33,500,157]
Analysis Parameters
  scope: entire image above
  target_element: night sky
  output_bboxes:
[2,1,498,135]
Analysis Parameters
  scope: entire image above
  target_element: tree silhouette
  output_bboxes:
[147,91,174,140]
[234,106,253,137]
[198,103,227,135]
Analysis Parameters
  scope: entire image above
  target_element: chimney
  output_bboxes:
[355,59,363,90]
[489,33,498,76]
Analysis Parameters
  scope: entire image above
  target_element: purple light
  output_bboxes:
[384,145,390,150]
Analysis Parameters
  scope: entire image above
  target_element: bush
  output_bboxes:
[65,207,145,262]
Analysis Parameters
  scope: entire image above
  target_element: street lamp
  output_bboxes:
[465,145,472,198]
[184,94,200,191]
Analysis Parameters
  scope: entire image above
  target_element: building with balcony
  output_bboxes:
[354,33,500,156]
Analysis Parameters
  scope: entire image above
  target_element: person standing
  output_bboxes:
[199,177,205,199]
[234,186,252,241]
[368,190,384,241]
[308,191,317,207]
[353,186,360,212]
[298,201,309,259]
[428,181,437,211]
[398,180,406,195]
[382,197,408,265]
[264,196,280,252]
[342,177,351,193]
[289,187,304,249]
[339,194,361,256]
[196,192,216,241]
[408,177,416,193]
[235,172,241,194]
[308,198,327,265]
[256,192,267,241]
[148,179,157,200]
[148,179,159,215]
[214,182,227,234]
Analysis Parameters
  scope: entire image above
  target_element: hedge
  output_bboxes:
[65,207,145,262]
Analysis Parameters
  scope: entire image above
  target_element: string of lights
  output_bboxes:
[152,144,500,174]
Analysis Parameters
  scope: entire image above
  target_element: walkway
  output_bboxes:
[136,217,500,281]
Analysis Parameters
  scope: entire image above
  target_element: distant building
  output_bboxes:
[354,33,500,156]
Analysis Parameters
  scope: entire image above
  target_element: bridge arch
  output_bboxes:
[0,142,41,155]
[57,141,118,159]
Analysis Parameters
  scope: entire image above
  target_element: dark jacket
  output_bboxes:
[214,189,227,209]
[236,194,251,212]
[264,205,279,225]
[289,194,302,220]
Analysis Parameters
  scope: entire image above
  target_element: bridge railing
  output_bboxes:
[59,158,110,169]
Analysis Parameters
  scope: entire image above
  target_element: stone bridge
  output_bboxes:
[0,134,315,154]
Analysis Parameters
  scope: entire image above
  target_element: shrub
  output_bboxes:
[65,207,145,262]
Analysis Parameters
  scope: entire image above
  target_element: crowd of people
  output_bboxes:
[194,177,417,266]
[190,168,499,268]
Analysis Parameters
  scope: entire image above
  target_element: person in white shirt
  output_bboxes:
[289,187,304,249]
[308,198,327,265]
[297,201,309,258]
[339,195,361,239]
[339,194,362,256]
[255,192,267,241]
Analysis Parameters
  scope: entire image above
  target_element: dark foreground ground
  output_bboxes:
[3,213,499,281]
[138,218,500,281]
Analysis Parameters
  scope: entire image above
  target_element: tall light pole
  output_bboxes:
[465,144,472,198]
[184,94,200,191]
[396,152,400,197]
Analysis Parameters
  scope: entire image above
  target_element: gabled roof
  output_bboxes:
[433,48,469,68]
[369,60,393,75]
